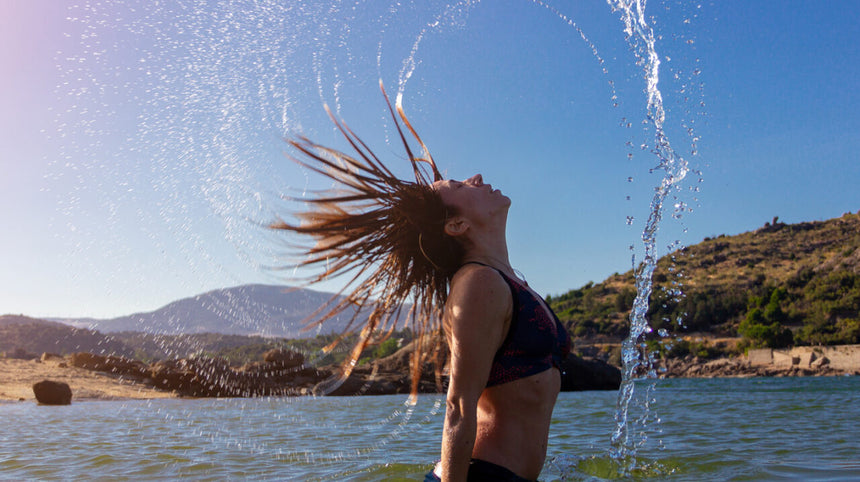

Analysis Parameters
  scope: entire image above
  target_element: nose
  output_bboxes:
[465,174,483,186]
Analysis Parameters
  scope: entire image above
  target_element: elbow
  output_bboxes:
[445,397,463,423]
[445,394,477,428]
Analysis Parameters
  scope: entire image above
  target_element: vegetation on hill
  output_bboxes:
[548,212,860,350]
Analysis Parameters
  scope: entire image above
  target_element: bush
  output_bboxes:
[372,338,400,359]
[738,286,794,348]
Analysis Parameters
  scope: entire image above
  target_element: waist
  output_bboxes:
[474,368,560,478]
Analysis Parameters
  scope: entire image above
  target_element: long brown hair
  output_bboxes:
[271,82,463,395]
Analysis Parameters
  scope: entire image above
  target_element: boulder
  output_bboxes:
[312,373,401,396]
[69,352,109,370]
[811,356,830,368]
[152,357,239,397]
[559,355,621,391]
[70,352,149,378]
[146,355,318,397]
[149,359,196,394]
[262,348,304,369]
[40,352,64,362]
[33,380,72,405]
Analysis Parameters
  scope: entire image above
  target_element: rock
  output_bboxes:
[41,352,64,362]
[33,380,72,405]
[312,373,402,396]
[559,355,621,391]
[149,359,196,394]
[147,355,318,397]
[811,356,830,368]
[262,348,304,369]
[703,358,732,370]
[70,352,148,378]
[69,352,109,370]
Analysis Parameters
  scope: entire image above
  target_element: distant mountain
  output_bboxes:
[53,285,365,338]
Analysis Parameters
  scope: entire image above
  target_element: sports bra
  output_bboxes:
[463,262,571,387]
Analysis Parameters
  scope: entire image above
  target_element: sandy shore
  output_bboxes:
[0,358,177,403]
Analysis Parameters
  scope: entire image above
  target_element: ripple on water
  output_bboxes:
[1,379,857,480]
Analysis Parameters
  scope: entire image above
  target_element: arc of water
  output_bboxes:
[607,0,691,469]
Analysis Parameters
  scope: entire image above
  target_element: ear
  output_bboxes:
[444,216,469,237]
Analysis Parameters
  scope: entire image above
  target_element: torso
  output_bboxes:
[455,263,571,480]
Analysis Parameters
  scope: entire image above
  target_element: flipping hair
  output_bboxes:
[272,82,463,395]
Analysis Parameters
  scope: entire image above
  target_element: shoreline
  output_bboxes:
[0,358,177,403]
[2,351,857,404]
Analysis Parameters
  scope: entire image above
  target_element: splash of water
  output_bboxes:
[606,0,694,472]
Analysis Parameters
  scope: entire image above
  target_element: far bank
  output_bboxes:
[577,339,860,378]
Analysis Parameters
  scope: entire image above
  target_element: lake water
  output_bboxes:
[1,377,858,481]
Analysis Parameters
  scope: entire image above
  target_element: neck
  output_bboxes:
[460,209,512,275]
[462,240,513,278]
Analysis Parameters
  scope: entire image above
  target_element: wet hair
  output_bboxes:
[271,83,463,395]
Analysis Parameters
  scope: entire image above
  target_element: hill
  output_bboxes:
[0,315,135,358]
[52,284,364,338]
[549,212,860,349]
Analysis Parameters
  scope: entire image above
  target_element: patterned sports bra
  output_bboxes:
[464,262,571,387]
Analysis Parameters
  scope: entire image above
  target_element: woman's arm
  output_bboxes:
[441,266,512,481]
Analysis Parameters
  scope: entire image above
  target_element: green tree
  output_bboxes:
[738,287,793,348]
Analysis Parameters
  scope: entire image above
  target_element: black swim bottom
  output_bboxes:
[423,458,536,482]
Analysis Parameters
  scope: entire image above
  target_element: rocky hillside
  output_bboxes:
[550,212,860,348]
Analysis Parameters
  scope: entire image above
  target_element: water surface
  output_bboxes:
[1,377,857,480]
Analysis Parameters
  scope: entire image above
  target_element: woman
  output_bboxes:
[424,173,570,482]
[274,86,569,481]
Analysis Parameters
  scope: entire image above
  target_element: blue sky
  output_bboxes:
[1,1,858,319]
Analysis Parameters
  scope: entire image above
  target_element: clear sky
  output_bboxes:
[1,1,858,319]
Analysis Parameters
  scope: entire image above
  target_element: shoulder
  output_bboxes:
[445,265,512,337]
[449,264,511,302]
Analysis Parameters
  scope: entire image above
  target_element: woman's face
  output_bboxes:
[432,174,511,223]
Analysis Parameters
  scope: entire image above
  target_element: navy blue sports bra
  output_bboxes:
[464,263,571,387]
